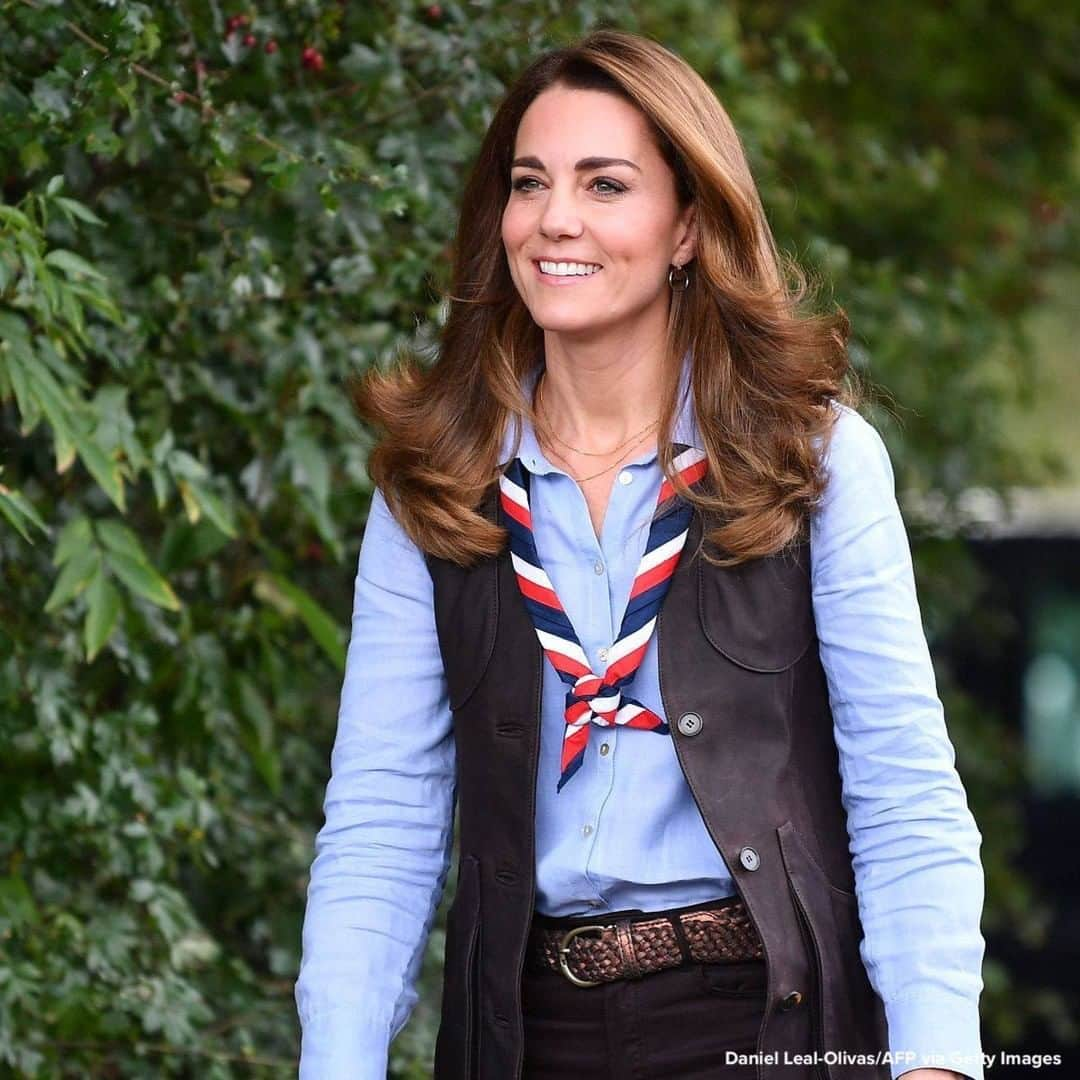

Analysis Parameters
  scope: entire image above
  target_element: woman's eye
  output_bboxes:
[510,176,626,197]
[591,178,625,196]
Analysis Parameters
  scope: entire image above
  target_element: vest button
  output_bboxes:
[677,712,703,736]
[780,990,804,1010]
[738,846,760,871]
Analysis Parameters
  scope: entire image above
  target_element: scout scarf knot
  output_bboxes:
[499,446,709,791]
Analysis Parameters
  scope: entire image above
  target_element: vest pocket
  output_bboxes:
[777,821,888,1080]
[697,544,815,672]
[435,853,482,1079]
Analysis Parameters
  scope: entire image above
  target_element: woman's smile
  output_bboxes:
[533,258,605,285]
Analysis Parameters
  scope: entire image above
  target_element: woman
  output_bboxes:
[294,29,985,1080]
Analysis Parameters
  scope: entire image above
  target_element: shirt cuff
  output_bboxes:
[297,1002,394,1080]
[886,991,984,1080]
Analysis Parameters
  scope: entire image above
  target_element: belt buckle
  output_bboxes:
[557,923,614,988]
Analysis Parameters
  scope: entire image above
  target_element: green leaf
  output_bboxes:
[44,546,100,611]
[103,548,181,611]
[177,478,237,539]
[84,565,121,660]
[0,205,33,231]
[254,571,346,670]
[318,183,340,215]
[54,196,105,226]
[8,356,73,464]
[53,514,93,565]
[43,248,107,280]
[0,875,39,932]
[95,523,180,613]
[236,676,282,795]
[0,481,48,543]
[70,425,125,511]
[69,281,123,324]
[265,160,304,192]
[95,518,147,562]
[288,430,330,507]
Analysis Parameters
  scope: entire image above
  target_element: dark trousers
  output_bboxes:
[521,907,767,1080]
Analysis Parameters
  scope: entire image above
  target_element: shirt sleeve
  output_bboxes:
[294,486,457,1080]
[809,404,986,1080]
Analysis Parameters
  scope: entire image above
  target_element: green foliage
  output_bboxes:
[0,0,1077,1076]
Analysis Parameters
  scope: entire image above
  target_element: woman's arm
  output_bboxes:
[810,405,986,1080]
[294,487,457,1080]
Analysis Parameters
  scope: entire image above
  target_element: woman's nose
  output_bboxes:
[538,183,584,240]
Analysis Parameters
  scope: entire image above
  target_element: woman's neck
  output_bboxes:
[534,343,666,456]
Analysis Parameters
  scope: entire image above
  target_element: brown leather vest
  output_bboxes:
[423,480,889,1080]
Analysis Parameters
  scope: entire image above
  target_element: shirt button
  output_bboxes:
[594,559,605,575]
[599,743,610,756]
[597,647,609,662]
[582,824,593,837]
[618,470,633,485]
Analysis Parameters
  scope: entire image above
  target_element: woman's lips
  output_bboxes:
[533,261,603,285]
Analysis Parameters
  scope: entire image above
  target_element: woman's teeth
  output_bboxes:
[538,260,602,276]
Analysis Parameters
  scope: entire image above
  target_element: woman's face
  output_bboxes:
[501,85,695,341]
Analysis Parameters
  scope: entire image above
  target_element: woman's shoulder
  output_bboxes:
[818,400,893,477]
[811,401,897,518]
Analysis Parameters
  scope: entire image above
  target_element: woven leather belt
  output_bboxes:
[527,896,764,987]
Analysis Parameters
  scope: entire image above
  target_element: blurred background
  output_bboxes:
[0,2,1077,1077]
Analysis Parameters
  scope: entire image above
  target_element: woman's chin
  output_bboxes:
[528,308,617,336]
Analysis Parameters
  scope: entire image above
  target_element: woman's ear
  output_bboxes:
[673,203,697,266]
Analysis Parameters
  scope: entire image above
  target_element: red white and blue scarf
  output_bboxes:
[499,446,709,791]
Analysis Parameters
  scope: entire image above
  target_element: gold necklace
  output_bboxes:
[543,426,658,483]
[535,370,660,458]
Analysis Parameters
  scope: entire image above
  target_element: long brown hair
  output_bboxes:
[350,29,865,568]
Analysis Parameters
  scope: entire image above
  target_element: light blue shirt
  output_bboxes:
[295,353,985,1080]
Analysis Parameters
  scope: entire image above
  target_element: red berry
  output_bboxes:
[301,46,325,71]
[426,3,443,18]
[264,39,278,54]
[173,91,186,103]
[243,33,256,46]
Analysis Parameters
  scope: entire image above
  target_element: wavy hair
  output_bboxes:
[349,28,865,568]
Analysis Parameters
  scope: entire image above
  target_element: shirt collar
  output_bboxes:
[498,347,702,476]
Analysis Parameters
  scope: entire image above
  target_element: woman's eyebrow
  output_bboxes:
[510,155,642,174]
